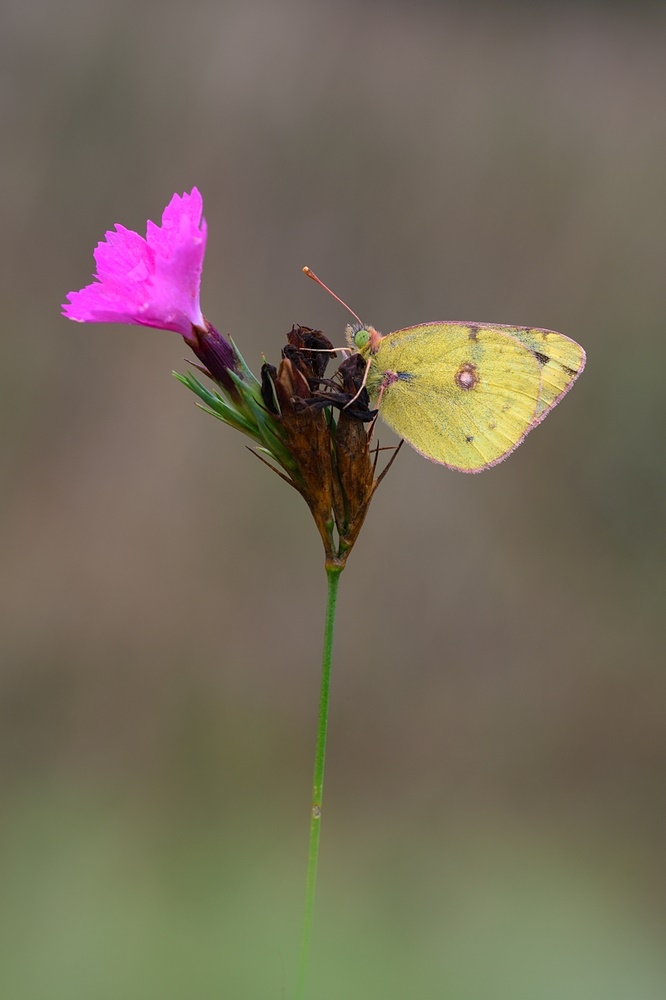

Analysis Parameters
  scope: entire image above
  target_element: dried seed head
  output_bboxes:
[259,328,398,568]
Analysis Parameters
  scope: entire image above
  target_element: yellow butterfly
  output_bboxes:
[303,269,586,473]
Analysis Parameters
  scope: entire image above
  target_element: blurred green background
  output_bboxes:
[2,0,666,996]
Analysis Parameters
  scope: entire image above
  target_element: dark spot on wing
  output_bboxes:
[489,421,497,430]
[465,435,474,443]
[396,371,414,381]
[534,351,550,366]
[563,365,579,378]
[468,326,479,341]
[455,362,479,390]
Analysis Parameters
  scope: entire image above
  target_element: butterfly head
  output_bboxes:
[346,323,383,355]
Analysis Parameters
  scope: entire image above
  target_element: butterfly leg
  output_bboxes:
[367,413,379,443]
[366,375,399,442]
[342,355,373,410]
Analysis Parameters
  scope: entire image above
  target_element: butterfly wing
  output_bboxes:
[368,322,585,473]
[505,325,587,423]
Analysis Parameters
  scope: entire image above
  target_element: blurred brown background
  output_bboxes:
[2,1,666,997]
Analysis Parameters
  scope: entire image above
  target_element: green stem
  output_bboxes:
[295,564,343,1000]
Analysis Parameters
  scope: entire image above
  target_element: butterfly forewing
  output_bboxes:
[506,326,586,422]
[368,322,583,472]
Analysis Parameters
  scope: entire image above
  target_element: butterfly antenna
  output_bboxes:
[302,266,363,325]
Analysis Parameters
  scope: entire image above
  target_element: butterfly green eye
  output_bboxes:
[354,328,371,349]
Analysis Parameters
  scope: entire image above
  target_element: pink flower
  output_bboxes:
[62,188,207,339]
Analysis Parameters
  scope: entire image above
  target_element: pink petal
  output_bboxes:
[62,188,207,338]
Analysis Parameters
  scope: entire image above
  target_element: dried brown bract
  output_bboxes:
[260,326,401,569]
